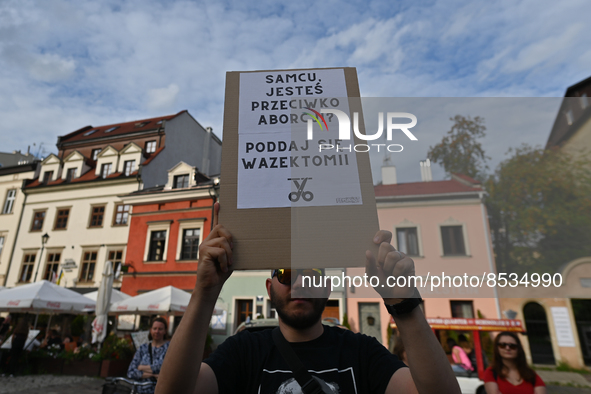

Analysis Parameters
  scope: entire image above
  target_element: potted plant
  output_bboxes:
[61,344,102,376]
[99,334,135,377]
[29,344,65,374]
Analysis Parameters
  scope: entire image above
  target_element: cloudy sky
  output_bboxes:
[1,0,590,182]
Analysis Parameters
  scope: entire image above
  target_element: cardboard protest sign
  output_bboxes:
[220,67,378,269]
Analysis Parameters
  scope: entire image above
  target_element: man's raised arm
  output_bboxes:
[366,230,461,394]
[156,203,232,394]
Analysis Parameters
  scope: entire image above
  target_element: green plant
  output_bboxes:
[71,315,86,337]
[57,343,100,362]
[386,324,393,348]
[342,313,351,330]
[555,361,591,375]
[29,343,63,359]
[99,334,134,360]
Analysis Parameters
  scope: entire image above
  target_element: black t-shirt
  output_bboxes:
[204,325,406,393]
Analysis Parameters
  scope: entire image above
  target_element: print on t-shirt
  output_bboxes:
[263,367,355,393]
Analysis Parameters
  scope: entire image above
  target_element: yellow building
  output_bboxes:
[0,153,39,286]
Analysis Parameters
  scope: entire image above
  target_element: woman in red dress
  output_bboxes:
[484,331,546,394]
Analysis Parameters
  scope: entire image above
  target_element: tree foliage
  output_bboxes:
[486,145,591,274]
[427,115,490,181]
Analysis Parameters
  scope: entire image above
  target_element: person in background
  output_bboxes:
[128,317,170,394]
[458,333,488,370]
[7,317,29,376]
[447,337,474,373]
[484,332,546,394]
[0,314,12,344]
[41,329,63,349]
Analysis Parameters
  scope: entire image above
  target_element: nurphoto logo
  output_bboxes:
[305,110,418,153]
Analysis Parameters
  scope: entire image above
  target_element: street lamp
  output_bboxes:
[33,233,50,282]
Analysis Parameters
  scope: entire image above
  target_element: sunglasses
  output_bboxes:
[272,268,325,285]
[498,342,518,350]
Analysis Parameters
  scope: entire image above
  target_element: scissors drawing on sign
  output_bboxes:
[288,177,313,202]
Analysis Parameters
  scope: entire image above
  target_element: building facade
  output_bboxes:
[0,157,39,285]
[4,111,221,292]
[346,167,500,346]
[119,163,218,296]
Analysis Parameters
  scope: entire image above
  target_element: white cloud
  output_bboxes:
[147,84,180,110]
[0,0,590,176]
[28,53,76,82]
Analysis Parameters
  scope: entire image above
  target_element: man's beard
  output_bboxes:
[269,283,328,330]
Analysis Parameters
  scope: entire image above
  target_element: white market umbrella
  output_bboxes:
[0,280,95,313]
[110,286,190,314]
[84,288,131,304]
[92,262,114,344]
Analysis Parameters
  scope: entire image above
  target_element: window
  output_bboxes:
[0,236,4,257]
[396,227,419,256]
[79,251,97,282]
[236,300,253,326]
[123,160,136,176]
[105,126,119,133]
[173,174,189,189]
[581,94,589,109]
[148,230,167,261]
[441,225,466,256]
[2,189,16,214]
[19,253,36,283]
[89,206,105,227]
[30,210,46,231]
[113,204,130,226]
[54,208,70,230]
[92,149,101,160]
[266,300,277,319]
[84,129,98,136]
[108,250,124,279]
[145,141,157,153]
[66,168,77,182]
[450,301,474,318]
[181,229,200,260]
[42,171,53,184]
[565,110,574,125]
[101,163,113,178]
[43,253,61,281]
[135,122,149,128]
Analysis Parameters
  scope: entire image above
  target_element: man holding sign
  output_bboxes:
[156,203,460,394]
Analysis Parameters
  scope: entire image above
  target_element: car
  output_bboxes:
[453,368,486,394]
[234,318,280,334]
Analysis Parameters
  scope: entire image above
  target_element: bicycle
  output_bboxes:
[102,376,156,394]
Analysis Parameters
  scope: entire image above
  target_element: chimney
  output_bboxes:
[420,159,432,182]
[382,165,397,185]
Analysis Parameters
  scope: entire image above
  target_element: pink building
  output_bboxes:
[346,167,500,347]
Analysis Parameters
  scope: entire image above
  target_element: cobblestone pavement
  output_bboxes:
[1,374,591,393]
[547,386,591,394]
[0,375,104,394]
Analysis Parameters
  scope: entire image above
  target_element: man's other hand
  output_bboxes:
[365,230,416,303]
